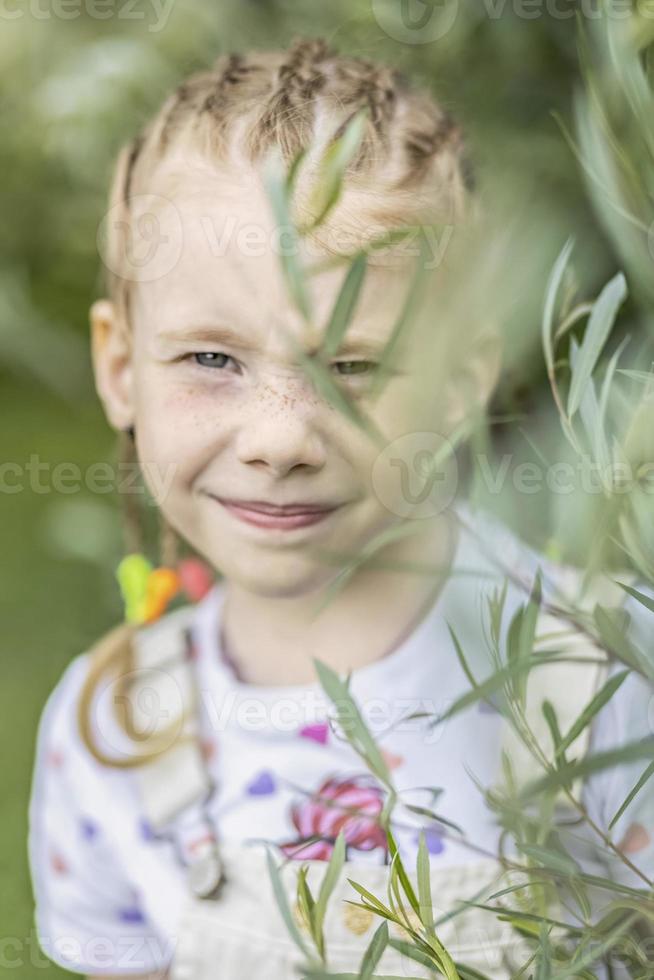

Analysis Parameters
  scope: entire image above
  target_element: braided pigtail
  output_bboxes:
[77,429,192,768]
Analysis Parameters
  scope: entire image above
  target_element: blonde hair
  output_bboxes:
[79,34,476,767]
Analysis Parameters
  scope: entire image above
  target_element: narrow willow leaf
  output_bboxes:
[519,843,581,877]
[314,830,346,952]
[344,896,397,925]
[321,252,367,358]
[402,804,463,835]
[357,921,389,980]
[261,146,312,323]
[369,227,433,401]
[535,921,552,980]
[554,669,629,760]
[428,654,561,728]
[542,237,575,376]
[386,826,420,921]
[386,938,436,970]
[567,272,627,418]
[551,909,641,978]
[593,604,642,670]
[541,700,567,769]
[265,846,314,961]
[517,736,654,801]
[416,832,435,936]
[452,965,495,980]
[303,108,368,232]
[597,334,630,438]
[313,658,391,786]
[446,623,479,690]
[294,344,385,448]
[608,758,654,831]
[616,580,654,615]
[297,865,318,951]
[570,336,610,476]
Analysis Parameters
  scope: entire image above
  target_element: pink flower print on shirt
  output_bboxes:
[299,722,329,745]
[46,748,65,768]
[380,747,404,770]
[278,774,388,861]
[200,737,217,762]
[50,850,69,875]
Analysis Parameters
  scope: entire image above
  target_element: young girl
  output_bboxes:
[28,35,654,980]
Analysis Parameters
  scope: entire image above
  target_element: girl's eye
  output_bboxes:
[193,352,233,369]
[333,360,377,377]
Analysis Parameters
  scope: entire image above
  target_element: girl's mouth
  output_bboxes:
[211,497,342,531]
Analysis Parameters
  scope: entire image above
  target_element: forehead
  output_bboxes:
[131,155,419,349]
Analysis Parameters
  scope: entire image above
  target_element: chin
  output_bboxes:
[215,548,341,600]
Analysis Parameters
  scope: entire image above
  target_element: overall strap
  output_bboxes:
[128,605,210,832]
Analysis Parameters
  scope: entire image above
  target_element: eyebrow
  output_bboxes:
[156,325,388,358]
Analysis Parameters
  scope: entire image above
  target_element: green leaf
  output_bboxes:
[608,758,654,831]
[541,699,566,766]
[554,669,629,760]
[616,580,654,615]
[294,343,386,448]
[369,227,434,401]
[517,736,654,802]
[542,237,575,376]
[593,604,642,670]
[313,658,392,787]
[567,271,627,418]
[303,108,369,232]
[386,828,421,924]
[446,623,479,691]
[416,832,435,937]
[357,921,389,980]
[262,145,312,323]
[313,830,346,956]
[518,843,582,877]
[321,251,368,359]
[264,846,314,962]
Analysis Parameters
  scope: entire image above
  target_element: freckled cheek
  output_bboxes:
[134,374,235,466]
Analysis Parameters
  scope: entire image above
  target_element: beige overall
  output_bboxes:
[126,577,625,980]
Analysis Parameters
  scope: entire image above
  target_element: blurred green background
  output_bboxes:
[2,1,652,975]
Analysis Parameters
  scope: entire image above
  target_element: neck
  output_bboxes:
[219,508,460,687]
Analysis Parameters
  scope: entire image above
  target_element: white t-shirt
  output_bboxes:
[28,503,654,976]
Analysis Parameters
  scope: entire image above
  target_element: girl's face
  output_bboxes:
[93,159,483,597]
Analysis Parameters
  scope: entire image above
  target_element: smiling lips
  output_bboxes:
[213,496,342,530]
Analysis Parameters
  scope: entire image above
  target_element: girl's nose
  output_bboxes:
[234,383,328,478]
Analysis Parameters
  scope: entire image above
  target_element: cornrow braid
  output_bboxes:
[251,36,332,163]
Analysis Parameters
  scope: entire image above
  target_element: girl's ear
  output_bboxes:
[442,329,502,434]
[89,298,135,431]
